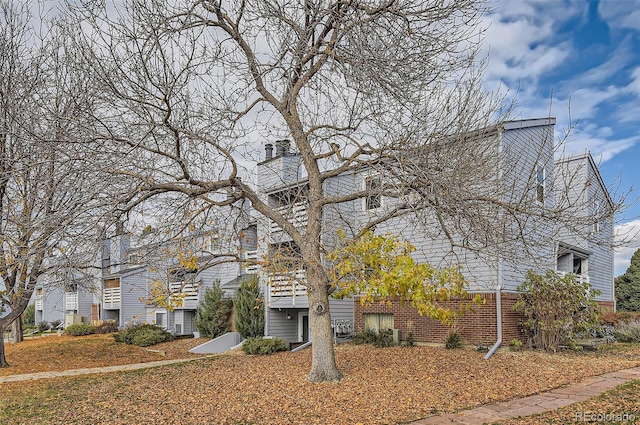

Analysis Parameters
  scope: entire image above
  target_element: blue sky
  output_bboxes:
[482,0,640,276]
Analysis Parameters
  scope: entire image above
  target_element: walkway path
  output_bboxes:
[0,357,207,383]
[412,366,640,424]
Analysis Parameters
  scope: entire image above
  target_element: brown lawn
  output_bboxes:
[1,334,208,376]
[1,335,640,425]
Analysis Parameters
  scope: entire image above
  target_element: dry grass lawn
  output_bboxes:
[1,334,207,376]
[1,335,640,424]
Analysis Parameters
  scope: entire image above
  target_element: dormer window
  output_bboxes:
[536,163,545,203]
[592,201,601,233]
[364,174,382,211]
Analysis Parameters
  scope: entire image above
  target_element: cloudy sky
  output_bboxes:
[483,0,640,275]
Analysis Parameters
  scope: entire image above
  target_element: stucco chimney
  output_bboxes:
[265,143,273,160]
[275,139,290,157]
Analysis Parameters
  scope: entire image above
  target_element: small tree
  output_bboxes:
[22,305,35,327]
[234,275,265,339]
[194,281,233,338]
[330,231,481,325]
[615,248,640,312]
[513,270,601,352]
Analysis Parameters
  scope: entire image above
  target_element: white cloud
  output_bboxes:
[481,5,574,87]
[628,67,640,96]
[598,0,640,31]
[614,220,640,275]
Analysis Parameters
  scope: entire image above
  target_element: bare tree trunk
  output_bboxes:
[0,325,8,367]
[306,265,343,382]
[11,317,23,343]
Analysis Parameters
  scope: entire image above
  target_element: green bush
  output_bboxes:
[95,320,119,334]
[23,304,35,326]
[613,318,640,343]
[51,320,62,330]
[402,331,416,348]
[509,339,523,351]
[113,324,175,347]
[37,321,50,332]
[353,329,380,345]
[65,324,96,336]
[445,331,463,349]
[513,270,601,352]
[241,337,287,355]
[195,281,233,338]
[353,329,396,347]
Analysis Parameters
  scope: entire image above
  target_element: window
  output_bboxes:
[363,313,394,333]
[104,278,120,289]
[155,311,166,328]
[536,163,545,203]
[168,267,197,283]
[364,175,382,211]
[592,201,601,233]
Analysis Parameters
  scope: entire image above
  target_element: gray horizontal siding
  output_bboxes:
[120,269,151,328]
[266,308,300,342]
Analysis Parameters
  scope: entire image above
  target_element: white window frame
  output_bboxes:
[592,200,601,233]
[363,174,382,211]
[155,310,167,329]
[535,163,545,204]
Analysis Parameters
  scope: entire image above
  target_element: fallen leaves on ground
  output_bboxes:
[1,334,208,376]
[1,337,640,425]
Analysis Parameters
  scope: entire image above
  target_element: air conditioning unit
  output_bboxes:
[174,324,182,335]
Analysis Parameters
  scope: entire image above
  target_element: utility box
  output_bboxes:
[65,314,83,328]
[393,329,401,345]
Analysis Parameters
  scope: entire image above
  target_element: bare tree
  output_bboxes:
[0,1,110,366]
[67,1,622,382]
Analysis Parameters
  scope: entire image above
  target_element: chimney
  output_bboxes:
[115,220,124,236]
[227,177,242,200]
[275,139,290,157]
[265,143,273,160]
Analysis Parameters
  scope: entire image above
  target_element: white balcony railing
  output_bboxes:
[269,269,307,306]
[169,281,199,309]
[65,292,79,311]
[244,250,259,274]
[103,287,121,308]
[35,296,43,310]
[557,271,590,283]
[269,202,308,235]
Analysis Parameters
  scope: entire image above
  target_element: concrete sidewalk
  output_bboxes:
[412,366,640,424]
[0,357,207,383]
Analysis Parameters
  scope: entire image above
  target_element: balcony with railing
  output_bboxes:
[65,292,79,311]
[103,287,121,309]
[243,250,260,274]
[269,202,308,237]
[268,269,307,307]
[169,282,200,310]
[557,271,590,283]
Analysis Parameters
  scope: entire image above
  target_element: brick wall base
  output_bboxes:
[354,295,616,346]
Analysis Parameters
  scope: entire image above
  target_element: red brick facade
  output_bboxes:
[355,295,616,345]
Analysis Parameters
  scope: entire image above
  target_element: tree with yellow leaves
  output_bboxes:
[329,231,481,326]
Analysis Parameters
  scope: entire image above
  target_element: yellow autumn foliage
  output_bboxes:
[328,230,481,325]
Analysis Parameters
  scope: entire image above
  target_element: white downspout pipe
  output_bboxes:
[485,130,504,360]
[484,255,503,360]
[484,284,502,359]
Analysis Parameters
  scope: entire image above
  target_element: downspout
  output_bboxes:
[263,279,270,337]
[485,126,504,360]
[484,282,502,360]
